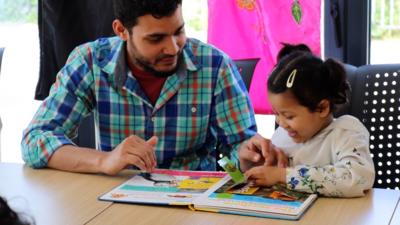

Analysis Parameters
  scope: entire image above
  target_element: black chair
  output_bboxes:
[74,114,96,148]
[340,63,400,189]
[233,58,259,91]
[215,59,259,169]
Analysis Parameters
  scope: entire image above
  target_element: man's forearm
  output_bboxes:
[47,145,107,174]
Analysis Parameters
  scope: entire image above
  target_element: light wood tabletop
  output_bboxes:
[1,163,399,225]
[0,163,130,225]
[86,188,400,225]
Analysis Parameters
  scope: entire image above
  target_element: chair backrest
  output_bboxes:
[333,64,358,117]
[214,58,259,170]
[344,63,400,189]
[74,113,96,148]
[233,58,259,90]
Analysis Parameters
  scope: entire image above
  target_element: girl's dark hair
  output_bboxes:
[276,43,311,62]
[0,197,33,225]
[113,0,182,31]
[268,43,349,112]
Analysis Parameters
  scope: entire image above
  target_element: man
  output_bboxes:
[22,0,280,175]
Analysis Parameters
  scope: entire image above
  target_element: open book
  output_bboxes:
[99,169,317,220]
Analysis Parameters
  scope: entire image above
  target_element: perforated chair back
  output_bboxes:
[346,64,400,189]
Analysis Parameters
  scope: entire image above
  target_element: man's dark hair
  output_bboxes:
[0,197,34,225]
[113,0,183,30]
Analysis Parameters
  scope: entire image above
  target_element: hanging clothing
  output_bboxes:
[36,0,115,100]
[208,0,321,114]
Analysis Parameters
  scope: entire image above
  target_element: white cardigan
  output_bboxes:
[271,115,375,197]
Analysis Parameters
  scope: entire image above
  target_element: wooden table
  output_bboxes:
[86,188,400,225]
[0,163,123,225]
[1,163,399,225]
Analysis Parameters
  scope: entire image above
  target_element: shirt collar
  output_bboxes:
[100,38,201,89]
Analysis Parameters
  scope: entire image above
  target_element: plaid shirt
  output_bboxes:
[22,37,257,170]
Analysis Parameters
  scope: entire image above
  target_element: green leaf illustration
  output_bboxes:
[292,0,302,24]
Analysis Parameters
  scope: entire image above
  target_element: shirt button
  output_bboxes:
[151,117,155,122]
[191,107,197,113]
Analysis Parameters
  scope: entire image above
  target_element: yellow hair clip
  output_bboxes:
[286,69,297,88]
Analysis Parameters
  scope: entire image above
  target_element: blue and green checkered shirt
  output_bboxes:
[21,37,257,171]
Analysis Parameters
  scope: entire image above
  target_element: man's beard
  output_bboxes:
[135,53,182,78]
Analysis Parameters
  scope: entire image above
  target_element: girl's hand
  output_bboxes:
[244,165,286,187]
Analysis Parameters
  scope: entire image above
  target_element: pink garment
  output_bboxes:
[208,0,321,114]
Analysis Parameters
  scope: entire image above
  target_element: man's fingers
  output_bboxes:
[276,149,288,168]
[146,136,158,147]
[258,139,271,160]
[126,135,158,170]
[248,134,272,162]
[241,148,261,162]
[128,135,146,145]
[125,154,147,171]
[144,152,155,171]
[263,146,276,166]
[127,146,155,171]
[146,136,158,167]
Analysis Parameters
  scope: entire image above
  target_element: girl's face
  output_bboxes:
[268,90,332,143]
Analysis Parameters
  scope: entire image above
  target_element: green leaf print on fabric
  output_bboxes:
[292,0,302,24]
[298,167,324,193]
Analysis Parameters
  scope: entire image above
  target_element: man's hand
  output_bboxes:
[272,148,289,168]
[100,135,158,175]
[245,165,286,187]
[238,134,288,172]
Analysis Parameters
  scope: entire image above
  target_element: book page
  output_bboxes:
[99,169,226,205]
[194,176,317,219]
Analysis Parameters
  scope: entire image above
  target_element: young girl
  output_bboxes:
[244,44,375,197]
